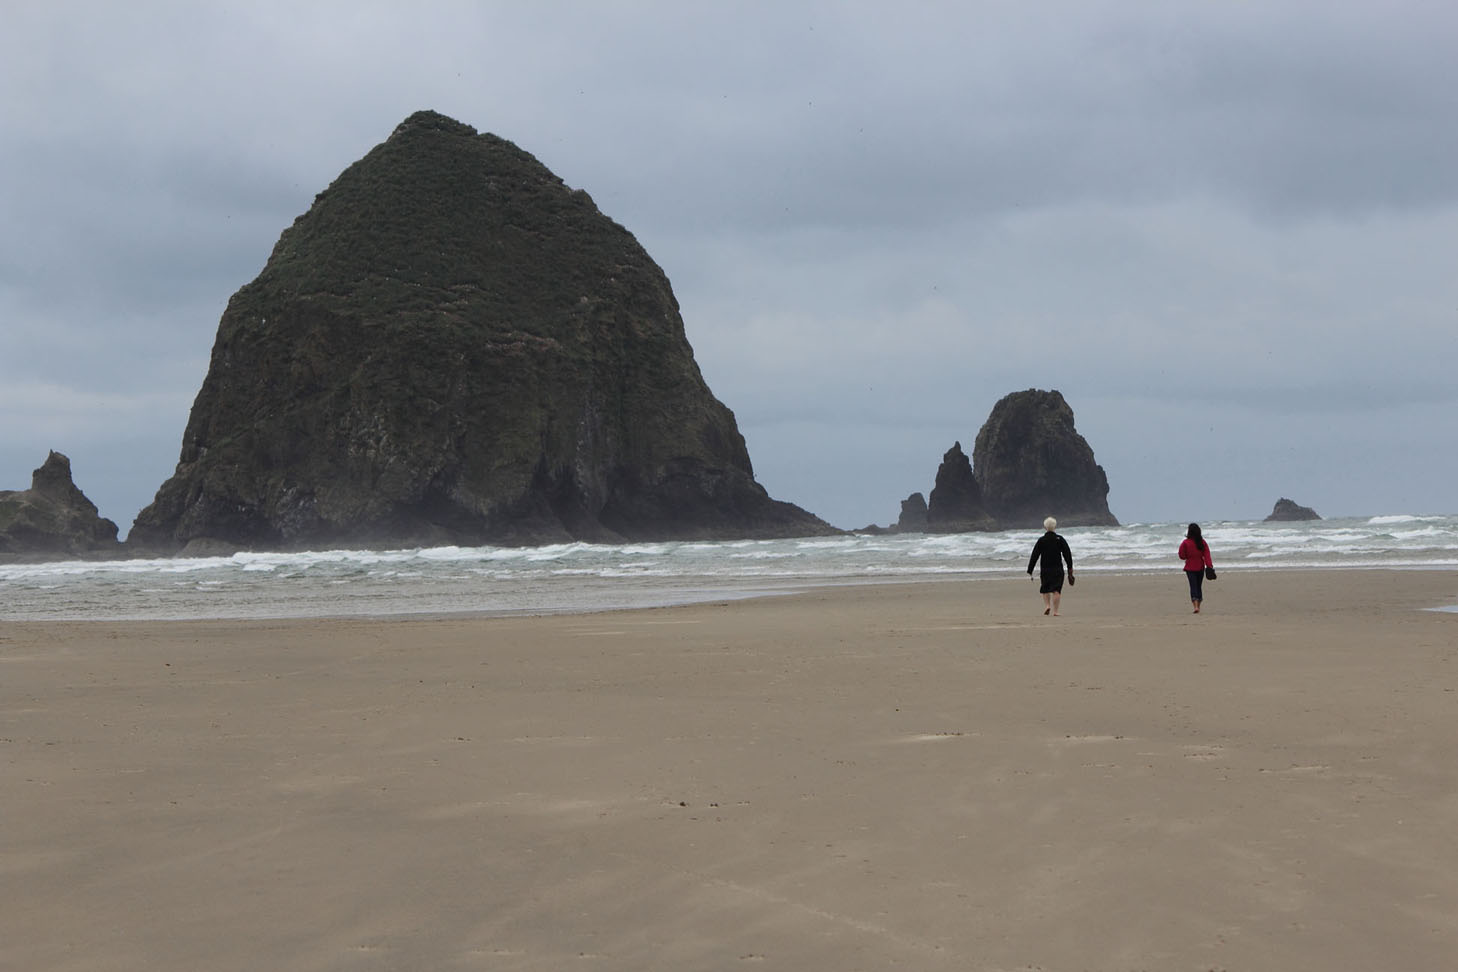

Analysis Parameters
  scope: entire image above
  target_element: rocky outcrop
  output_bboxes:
[1265,497,1320,521]
[972,390,1117,529]
[129,110,834,553]
[926,443,997,533]
[0,452,122,560]
[882,390,1117,534]
[896,492,929,533]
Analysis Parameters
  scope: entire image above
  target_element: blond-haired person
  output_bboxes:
[1026,516,1075,615]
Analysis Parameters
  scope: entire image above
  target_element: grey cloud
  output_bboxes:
[2,0,1456,532]
[580,2,1458,235]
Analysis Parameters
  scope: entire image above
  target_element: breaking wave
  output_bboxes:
[3,514,1455,621]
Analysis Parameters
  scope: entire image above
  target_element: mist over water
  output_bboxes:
[3,515,1455,622]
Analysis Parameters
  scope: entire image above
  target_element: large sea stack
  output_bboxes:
[972,389,1117,529]
[131,111,833,553]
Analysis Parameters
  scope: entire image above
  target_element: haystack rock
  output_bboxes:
[0,451,122,559]
[1265,497,1320,521]
[972,389,1117,529]
[130,110,834,553]
[926,442,997,532]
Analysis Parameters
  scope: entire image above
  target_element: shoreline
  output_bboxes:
[4,563,1457,625]
[6,515,1457,623]
[4,570,1457,969]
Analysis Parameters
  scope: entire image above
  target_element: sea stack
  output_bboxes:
[925,442,997,533]
[1265,498,1321,521]
[0,451,122,560]
[972,389,1117,529]
[896,492,929,533]
[130,111,834,553]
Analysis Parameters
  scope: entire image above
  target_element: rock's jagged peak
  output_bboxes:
[31,450,84,499]
[926,441,996,533]
[390,109,479,139]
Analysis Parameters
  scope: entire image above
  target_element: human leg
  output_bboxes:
[1186,569,1204,612]
[1041,572,1064,615]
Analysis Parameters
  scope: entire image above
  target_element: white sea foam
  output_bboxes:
[1368,514,1443,525]
[2,513,1455,621]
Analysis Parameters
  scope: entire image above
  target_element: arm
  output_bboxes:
[1060,536,1073,573]
[1027,538,1040,575]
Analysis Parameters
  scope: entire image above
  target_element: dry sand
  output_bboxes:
[3,569,1456,971]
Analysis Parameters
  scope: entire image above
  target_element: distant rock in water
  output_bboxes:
[972,389,1117,529]
[130,110,834,553]
[877,390,1118,534]
[926,443,997,532]
[896,492,929,533]
[0,451,122,560]
[1265,497,1320,521]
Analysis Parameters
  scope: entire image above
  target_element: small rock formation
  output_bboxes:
[1265,497,1320,521]
[972,390,1117,529]
[896,492,929,533]
[129,110,834,553]
[0,451,122,559]
[926,443,997,532]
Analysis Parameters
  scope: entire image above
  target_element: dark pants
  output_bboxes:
[1185,569,1204,601]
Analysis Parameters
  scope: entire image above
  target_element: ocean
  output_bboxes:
[3,514,1455,622]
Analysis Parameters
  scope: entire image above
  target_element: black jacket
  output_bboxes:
[1027,531,1073,576]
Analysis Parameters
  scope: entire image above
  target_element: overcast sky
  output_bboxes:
[4,1,1455,535]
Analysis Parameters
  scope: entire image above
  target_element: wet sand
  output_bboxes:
[4,569,1456,970]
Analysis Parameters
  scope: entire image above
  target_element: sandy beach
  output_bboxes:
[4,569,1456,971]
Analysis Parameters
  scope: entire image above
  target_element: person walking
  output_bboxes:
[1027,516,1074,616]
[1179,523,1215,613]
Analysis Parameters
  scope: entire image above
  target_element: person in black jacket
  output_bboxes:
[1027,516,1075,615]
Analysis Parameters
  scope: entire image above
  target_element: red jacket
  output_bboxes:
[1179,538,1213,572]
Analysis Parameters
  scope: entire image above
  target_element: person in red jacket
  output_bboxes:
[1178,523,1215,613]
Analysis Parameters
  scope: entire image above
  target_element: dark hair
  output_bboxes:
[1187,522,1206,553]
